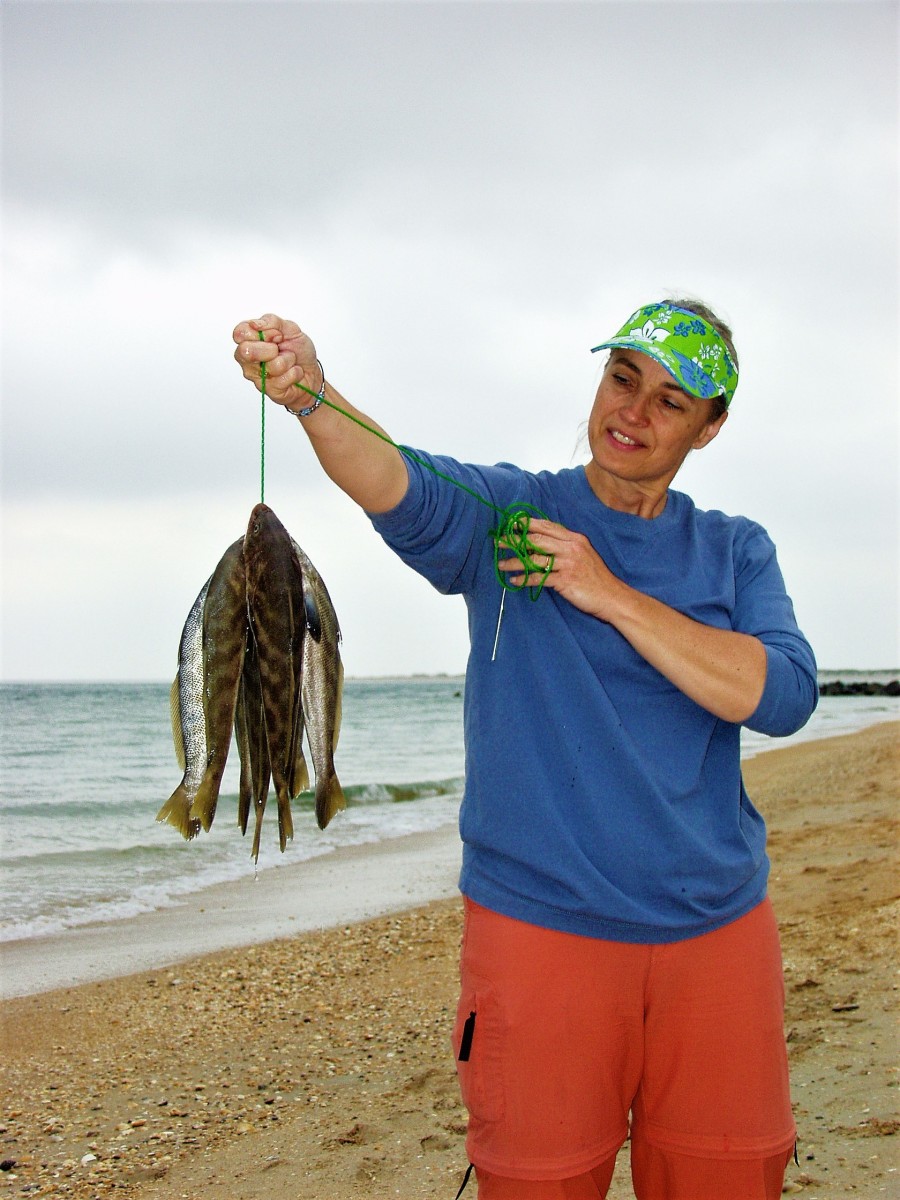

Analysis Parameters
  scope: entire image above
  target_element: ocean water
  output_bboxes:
[1,676,897,943]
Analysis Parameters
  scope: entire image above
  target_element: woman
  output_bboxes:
[233,299,817,1200]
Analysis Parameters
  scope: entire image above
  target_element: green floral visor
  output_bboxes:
[591,303,738,407]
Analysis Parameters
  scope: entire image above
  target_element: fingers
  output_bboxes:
[521,518,567,548]
[497,546,555,595]
[233,333,302,380]
[256,362,324,407]
[496,518,594,593]
[232,314,299,344]
[234,339,280,369]
[232,339,298,402]
[497,550,554,574]
[259,364,307,403]
[233,315,316,396]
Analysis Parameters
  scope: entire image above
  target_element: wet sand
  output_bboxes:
[1,722,897,1199]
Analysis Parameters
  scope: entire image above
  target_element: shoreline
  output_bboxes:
[0,825,462,1000]
[3,718,898,1000]
[0,722,897,1199]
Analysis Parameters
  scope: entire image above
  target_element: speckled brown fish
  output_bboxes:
[235,633,271,857]
[188,538,248,833]
[243,504,306,852]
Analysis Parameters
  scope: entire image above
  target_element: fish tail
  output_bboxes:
[189,774,220,833]
[237,785,251,836]
[156,784,201,841]
[250,796,266,862]
[289,748,310,798]
[315,774,346,831]
[276,791,294,853]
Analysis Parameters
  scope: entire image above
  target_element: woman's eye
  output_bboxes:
[661,397,682,412]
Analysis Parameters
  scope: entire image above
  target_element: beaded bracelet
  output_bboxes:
[287,359,326,418]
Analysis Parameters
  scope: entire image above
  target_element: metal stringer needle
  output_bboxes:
[491,588,507,662]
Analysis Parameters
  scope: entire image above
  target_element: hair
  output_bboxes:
[666,295,738,422]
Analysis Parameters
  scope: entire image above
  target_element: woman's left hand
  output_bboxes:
[500,519,767,724]
[498,518,625,621]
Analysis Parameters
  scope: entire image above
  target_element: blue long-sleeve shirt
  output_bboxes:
[371,453,818,943]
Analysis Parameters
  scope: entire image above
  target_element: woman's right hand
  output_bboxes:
[232,314,325,410]
[232,312,408,512]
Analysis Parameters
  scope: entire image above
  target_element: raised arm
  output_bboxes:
[233,314,408,514]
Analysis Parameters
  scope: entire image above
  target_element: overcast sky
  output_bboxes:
[2,0,897,681]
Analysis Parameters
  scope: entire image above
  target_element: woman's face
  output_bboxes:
[585,349,727,506]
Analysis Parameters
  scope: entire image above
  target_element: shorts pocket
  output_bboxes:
[452,974,506,1125]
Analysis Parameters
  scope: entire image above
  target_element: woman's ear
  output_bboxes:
[693,408,728,451]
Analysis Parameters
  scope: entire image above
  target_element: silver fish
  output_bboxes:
[156,579,210,839]
[292,540,346,829]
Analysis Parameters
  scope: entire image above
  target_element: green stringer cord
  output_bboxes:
[290,382,555,600]
[256,343,553,599]
[259,331,267,505]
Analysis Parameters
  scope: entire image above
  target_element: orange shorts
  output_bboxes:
[452,897,795,1181]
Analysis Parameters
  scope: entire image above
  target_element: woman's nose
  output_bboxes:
[619,391,651,424]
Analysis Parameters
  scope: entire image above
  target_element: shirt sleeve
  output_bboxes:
[368,449,500,595]
[732,520,819,736]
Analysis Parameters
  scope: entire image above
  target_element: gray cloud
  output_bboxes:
[2,0,897,676]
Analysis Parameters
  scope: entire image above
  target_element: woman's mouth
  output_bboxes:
[608,428,643,448]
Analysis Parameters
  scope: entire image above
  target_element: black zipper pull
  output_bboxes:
[457,1010,476,1062]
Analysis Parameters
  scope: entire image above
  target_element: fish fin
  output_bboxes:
[235,676,253,835]
[237,770,251,835]
[290,749,310,798]
[276,791,294,853]
[189,772,221,834]
[254,760,271,819]
[291,537,324,641]
[288,677,310,796]
[156,783,201,841]
[315,774,346,831]
[250,784,269,862]
[303,588,322,642]
[332,660,344,753]
[170,675,186,771]
[237,796,250,836]
[247,763,271,859]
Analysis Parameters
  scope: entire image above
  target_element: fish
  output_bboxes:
[159,504,344,856]
[293,539,346,829]
[243,504,307,852]
[156,579,210,839]
[188,538,248,833]
[235,633,270,848]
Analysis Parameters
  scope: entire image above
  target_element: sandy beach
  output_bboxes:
[1,722,897,1199]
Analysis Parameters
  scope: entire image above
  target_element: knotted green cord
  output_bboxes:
[290,382,555,600]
